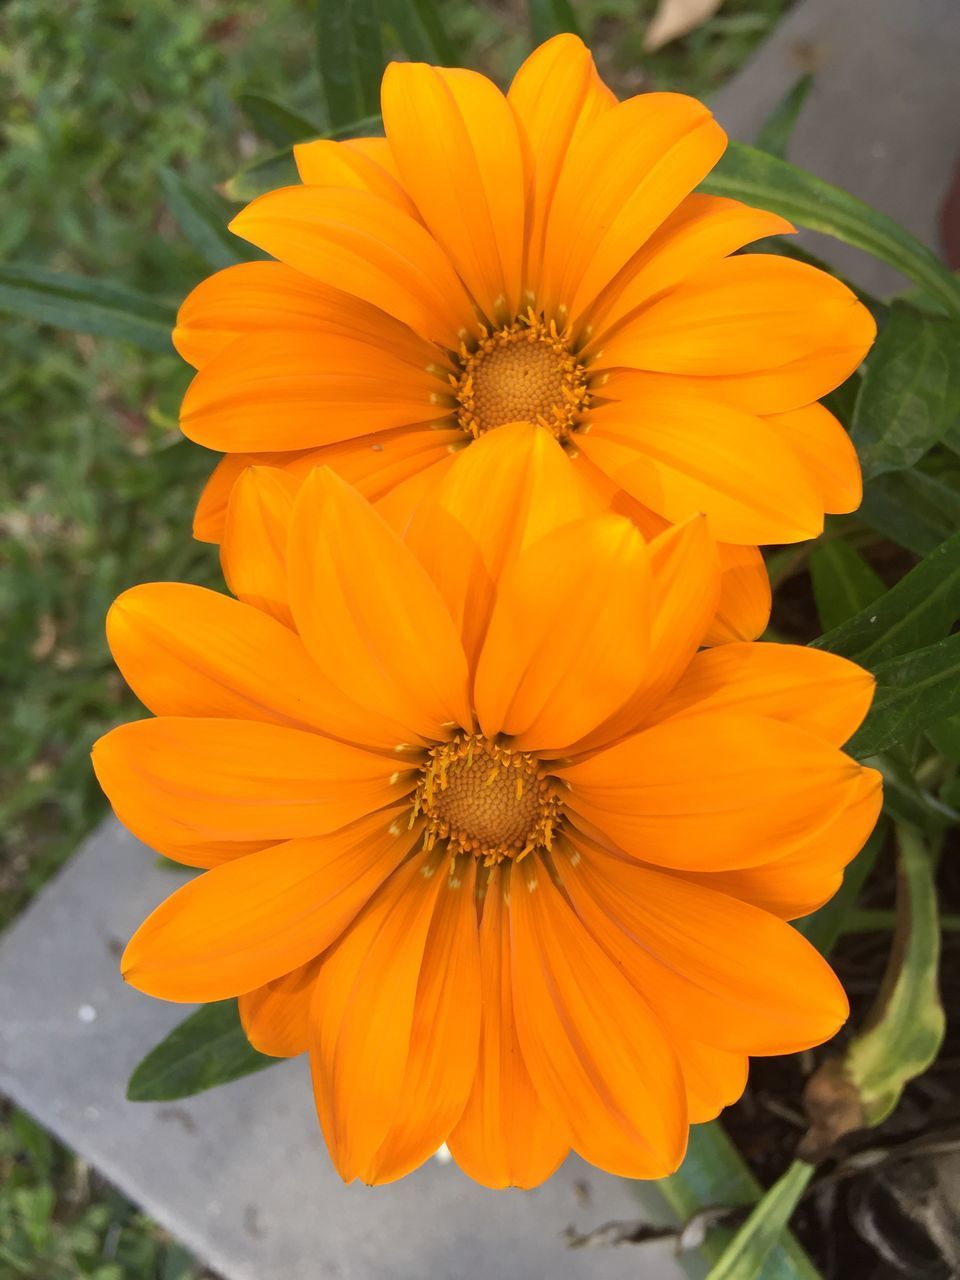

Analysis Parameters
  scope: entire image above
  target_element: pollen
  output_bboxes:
[454,311,590,442]
[411,733,561,866]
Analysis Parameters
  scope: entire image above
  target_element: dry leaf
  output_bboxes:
[643,0,725,52]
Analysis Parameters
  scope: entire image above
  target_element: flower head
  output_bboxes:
[93,427,880,1188]
[175,34,874,644]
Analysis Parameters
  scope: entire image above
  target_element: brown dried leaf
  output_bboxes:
[643,0,725,52]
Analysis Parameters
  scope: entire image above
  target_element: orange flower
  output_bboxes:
[93,426,880,1188]
[174,34,874,643]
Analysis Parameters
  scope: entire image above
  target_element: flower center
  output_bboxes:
[412,733,560,865]
[454,312,589,442]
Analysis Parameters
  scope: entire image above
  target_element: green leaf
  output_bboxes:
[928,713,960,761]
[755,74,813,161]
[700,142,960,318]
[657,1125,820,1276]
[159,168,260,270]
[317,0,384,129]
[860,467,960,555]
[845,826,945,1125]
[706,1161,815,1280]
[222,145,301,202]
[381,0,458,63]
[529,0,583,43]
[238,93,325,146]
[851,302,960,477]
[809,540,884,632]
[0,265,174,353]
[815,530,960,665]
[127,1000,276,1101]
[848,633,960,757]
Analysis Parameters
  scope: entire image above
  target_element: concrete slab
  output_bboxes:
[0,818,693,1280]
[709,0,960,297]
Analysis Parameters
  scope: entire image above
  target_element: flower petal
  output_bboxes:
[509,857,687,1177]
[507,34,615,286]
[580,377,824,543]
[559,834,849,1055]
[651,642,876,746]
[121,808,416,1002]
[180,329,447,453]
[309,855,447,1182]
[382,62,527,323]
[229,185,475,347]
[540,92,726,321]
[595,255,870,376]
[361,857,482,1184]
[566,515,719,752]
[684,766,882,920]
[397,423,601,669]
[447,865,568,1188]
[768,401,862,513]
[704,542,771,645]
[288,468,473,742]
[583,194,793,343]
[559,710,864,871]
[92,717,413,847]
[293,136,419,217]
[107,578,412,751]
[474,514,652,751]
[220,466,298,626]
[239,958,322,1058]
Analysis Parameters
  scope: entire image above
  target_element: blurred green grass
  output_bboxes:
[0,1,788,1273]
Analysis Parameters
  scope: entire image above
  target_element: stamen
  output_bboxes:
[412,733,562,866]
[454,312,590,442]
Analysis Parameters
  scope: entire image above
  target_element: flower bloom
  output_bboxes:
[93,427,881,1188]
[174,34,874,644]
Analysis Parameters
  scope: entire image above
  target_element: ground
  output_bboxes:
[0,2,791,1274]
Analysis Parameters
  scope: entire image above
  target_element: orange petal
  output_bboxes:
[583,194,793,343]
[107,795,277,870]
[595,255,869,376]
[398,423,601,670]
[684,766,882,920]
[474,514,652,752]
[309,855,446,1182]
[239,957,322,1057]
[220,466,298,626]
[447,865,569,1188]
[580,377,823,543]
[568,514,720,753]
[362,858,482,1184]
[180,329,447,453]
[92,716,414,847]
[559,710,864,871]
[540,92,726,321]
[705,542,771,644]
[288,468,472,742]
[293,136,419,218]
[507,34,615,288]
[173,261,422,371]
[652,642,875,745]
[382,62,527,323]
[768,401,862,514]
[508,857,688,1177]
[121,808,416,1002]
[194,452,265,544]
[229,185,475,347]
[106,579,412,751]
[559,834,849,1055]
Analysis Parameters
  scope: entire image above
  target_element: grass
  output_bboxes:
[0,0,790,1274]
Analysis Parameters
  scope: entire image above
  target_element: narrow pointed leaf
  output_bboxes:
[127,1000,276,1101]
[0,265,174,353]
[159,168,262,269]
[755,75,813,161]
[810,541,884,632]
[381,0,458,62]
[238,93,325,146]
[317,0,384,128]
[529,0,583,43]
[706,1161,815,1280]
[848,633,960,757]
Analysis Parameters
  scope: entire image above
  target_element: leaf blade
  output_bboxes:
[705,1161,815,1280]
